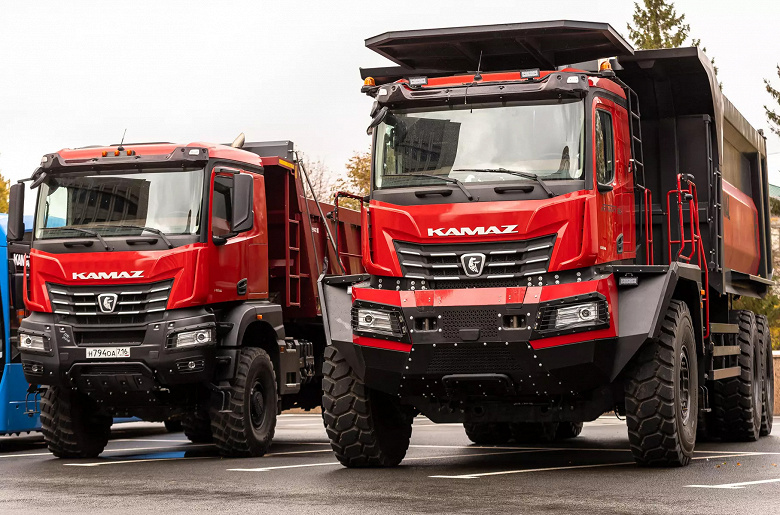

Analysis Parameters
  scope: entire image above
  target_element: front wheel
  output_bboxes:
[625,299,697,466]
[40,386,112,458]
[322,346,413,467]
[210,347,278,457]
[463,422,512,444]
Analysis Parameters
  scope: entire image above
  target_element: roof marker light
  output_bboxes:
[114,150,120,156]
[101,151,107,157]
[599,58,613,72]
[188,149,200,156]
[364,77,376,87]
[408,76,428,87]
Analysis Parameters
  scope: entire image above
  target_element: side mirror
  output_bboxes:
[366,106,389,135]
[7,183,25,242]
[231,173,254,233]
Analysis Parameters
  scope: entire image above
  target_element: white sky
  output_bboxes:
[1,0,778,195]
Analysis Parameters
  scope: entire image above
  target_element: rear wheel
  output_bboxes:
[511,422,559,443]
[181,410,212,443]
[164,419,183,433]
[625,299,697,466]
[210,347,278,457]
[757,315,774,437]
[322,346,413,467]
[713,310,762,441]
[463,423,512,444]
[40,386,112,458]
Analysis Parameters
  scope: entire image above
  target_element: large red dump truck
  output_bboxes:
[320,21,775,467]
[8,139,362,457]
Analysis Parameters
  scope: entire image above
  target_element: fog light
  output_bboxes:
[554,302,599,329]
[174,329,213,347]
[19,333,46,351]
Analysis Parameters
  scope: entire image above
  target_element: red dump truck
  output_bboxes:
[8,139,362,458]
[320,21,775,467]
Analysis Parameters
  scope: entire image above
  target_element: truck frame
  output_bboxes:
[9,139,362,457]
[320,20,775,467]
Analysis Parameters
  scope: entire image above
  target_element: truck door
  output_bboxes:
[207,167,266,303]
[594,101,619,263]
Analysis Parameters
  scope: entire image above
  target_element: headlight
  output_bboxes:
[172,328,214,348]
[353,308,405,338]
[19,333,46,351]
[554,302,599,329]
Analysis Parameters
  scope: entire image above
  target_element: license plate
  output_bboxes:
[86,347,131,359]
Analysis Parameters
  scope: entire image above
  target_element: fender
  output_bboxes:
[215,301,286,382]
[612,262,703,379]
[318,273,371,378]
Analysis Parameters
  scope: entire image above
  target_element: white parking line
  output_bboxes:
[0,443,212,460]
[66,456,217,467]
[429,453,758,479]
[229,449,545,472]
[686,478,780,489]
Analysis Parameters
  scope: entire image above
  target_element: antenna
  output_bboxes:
[474,51,483,81]
[117,129,127,151]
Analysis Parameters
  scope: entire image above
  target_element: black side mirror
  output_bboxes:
[366,106,389,135]
[231,173,254,233]
[7,183,25,242]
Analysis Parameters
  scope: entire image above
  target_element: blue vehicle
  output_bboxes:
[0,214,39,436]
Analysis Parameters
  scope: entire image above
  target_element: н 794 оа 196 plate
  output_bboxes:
[86,347,131,359]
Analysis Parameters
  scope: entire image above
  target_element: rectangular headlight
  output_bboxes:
[553,302,599,329]
[356,308,401,337]
[19,333,46,351]
[173,329,214,348]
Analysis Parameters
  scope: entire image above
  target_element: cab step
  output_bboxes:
[709,323,739,334]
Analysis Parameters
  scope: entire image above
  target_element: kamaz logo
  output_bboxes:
[427,225,519,237]
[71,271,144,280]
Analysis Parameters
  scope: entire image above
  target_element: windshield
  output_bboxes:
[34,168,204,239]
[374,100,584,189]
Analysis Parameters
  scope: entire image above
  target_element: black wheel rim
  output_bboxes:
[249,381,266,430]
[679,348,691,425]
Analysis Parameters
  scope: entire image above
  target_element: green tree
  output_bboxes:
[733,294,780,350]
[333,150,371,210]
[766,65,780,138]
[627,0,690,50]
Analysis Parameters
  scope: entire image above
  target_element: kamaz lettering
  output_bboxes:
[71,271,144,280]
[427,225,519,237]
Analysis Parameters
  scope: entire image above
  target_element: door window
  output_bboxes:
[212,175,233,237]
[595,109,614,186]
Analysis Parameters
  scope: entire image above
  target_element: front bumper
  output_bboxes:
[18,309,217,397]
[339,276,619,400]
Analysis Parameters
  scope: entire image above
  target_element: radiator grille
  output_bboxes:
[426,346,521,374]
[441,309,499,340]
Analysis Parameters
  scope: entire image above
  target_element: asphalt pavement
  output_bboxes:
[1,413,779,514]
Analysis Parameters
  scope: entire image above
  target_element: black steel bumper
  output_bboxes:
[18,309,217,397]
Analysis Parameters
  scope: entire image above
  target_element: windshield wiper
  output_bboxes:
[454,168,555,198]
[40,227,112,251]
[403,173,475,201]
[95,224,174,249]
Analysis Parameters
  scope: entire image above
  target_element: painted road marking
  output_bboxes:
[686,478,780,489]
[67,456,216,467]
[429,453,758,479]
[0,443,212,460]
[228,449,545,472]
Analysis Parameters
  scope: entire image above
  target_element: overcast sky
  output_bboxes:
[1,0,778,195]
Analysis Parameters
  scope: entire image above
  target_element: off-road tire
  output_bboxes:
[556,421,584,440]
[712,310,762,442]
[463,423,512,444]
[511,422,559,443]
[210,347,278,457]
[322,345,413,467]
[164,419,183,433]
[757,315,774,436]
[182,410,212,443]
[40,386,111,458]
[625,299,698,466]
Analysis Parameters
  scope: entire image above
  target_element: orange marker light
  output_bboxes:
[364,77,376,87]
[256,314,263,320]
[102,151,107,157]
[599,59,613,72]
[114,150,120,156]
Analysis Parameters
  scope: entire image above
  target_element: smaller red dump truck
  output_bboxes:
[8,139,362,457]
